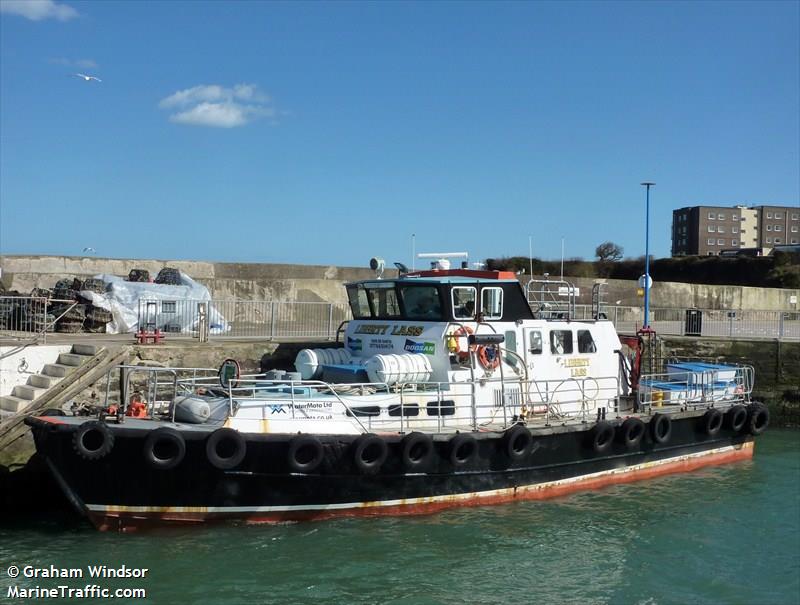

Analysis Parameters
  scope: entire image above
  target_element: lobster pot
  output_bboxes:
[365,354,433,386]
[295,348,352,380]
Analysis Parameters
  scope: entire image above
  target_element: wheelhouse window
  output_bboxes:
[452,286,477,320]
[578,330,596,353]
[346,285,371,319]
[400,285,443,320]
[550,330,573,354]
[481,287,503,320]
[364,282,401,318]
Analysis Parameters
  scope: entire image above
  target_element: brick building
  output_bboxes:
[671,204,799,256]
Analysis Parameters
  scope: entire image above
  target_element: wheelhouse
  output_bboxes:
[345,270,534,323]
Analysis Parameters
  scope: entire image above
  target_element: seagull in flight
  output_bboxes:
[74,73,101,82]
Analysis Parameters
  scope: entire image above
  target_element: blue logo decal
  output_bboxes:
[347,337,363,351]
[403,339,436,355]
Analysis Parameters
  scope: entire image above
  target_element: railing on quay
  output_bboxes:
[572,304,799,340]
[0,296,79,343]
[136,298,351,340]
[1,295,796,342]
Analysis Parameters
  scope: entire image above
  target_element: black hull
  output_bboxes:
[26,413,758,531]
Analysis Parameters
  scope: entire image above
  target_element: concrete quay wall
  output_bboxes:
[0,255,384,304]
[1,254,798,310]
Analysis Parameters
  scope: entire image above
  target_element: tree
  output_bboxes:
[595,241,624,262]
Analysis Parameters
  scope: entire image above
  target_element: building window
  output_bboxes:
[791,239,799,244]
[774,238,781,244]
[792,213,799,220]
[775,225,782,232]
[732,239,738,246]
[767,225,772,231]
[708,212,715,220]
[718,213,726,220]
[717,239,725,245]
[718,226,725,233]
[776,212,783,219]
[708,226,715,233]
[732,226,738,233]
[767,212,773,219]
[707,238,715,245]
[792,226,798,233]
[732,214,738,221]
[767,237,772,243]
[162,301,176,313]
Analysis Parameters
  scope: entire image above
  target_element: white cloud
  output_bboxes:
[0,0,78,21]
[158,84,274,128]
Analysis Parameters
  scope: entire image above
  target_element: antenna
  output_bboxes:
[528,236,533,278]
[416,252,469,259]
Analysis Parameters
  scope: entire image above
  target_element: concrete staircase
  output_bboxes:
[0,344,100,416]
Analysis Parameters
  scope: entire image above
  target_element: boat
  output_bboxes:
[24,261,770,530]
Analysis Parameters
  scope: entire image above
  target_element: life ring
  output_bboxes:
[502,424,532,461]
[401,432,434,471]
[590,421,615,454]
[143,428,186,470]
[478,345,501,370]
[451,326,474,360]
[650,413,672,444]
[287,435,325,474]
[448,433,478,467]
[353,434,388,474]
[700,409,723,437]
[206,428,247,470]
[747,403,770,436]
[72,421,114,461]
[618,417,645,450]
[725,405,748,432]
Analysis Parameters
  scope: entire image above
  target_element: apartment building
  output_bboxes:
[672,204,799,256]
[758,205,800,248]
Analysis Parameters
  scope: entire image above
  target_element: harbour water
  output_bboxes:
[2,430,798,605]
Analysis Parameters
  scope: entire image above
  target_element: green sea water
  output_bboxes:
[2,430,798,605]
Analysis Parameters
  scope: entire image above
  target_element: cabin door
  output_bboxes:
[522,326,576,405]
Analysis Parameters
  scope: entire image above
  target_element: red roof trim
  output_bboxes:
[406,269,517,280]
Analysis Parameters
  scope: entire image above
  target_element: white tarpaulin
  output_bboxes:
[80,273,230,334]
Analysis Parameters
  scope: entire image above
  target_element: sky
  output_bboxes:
[0,0,798,269]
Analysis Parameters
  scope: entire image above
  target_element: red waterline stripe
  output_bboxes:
[88,442,754,531]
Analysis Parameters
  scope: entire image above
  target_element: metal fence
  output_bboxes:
[2,294,797,342]
[137,299,352,339]
[574,305,800,340]
[0,296,84,343]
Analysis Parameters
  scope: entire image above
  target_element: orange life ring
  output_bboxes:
[477,345,500,370]
[452,326,474,360]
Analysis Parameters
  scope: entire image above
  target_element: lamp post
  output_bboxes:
[640,182,655,330]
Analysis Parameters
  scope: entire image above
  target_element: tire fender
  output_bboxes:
[206,428,247,470]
